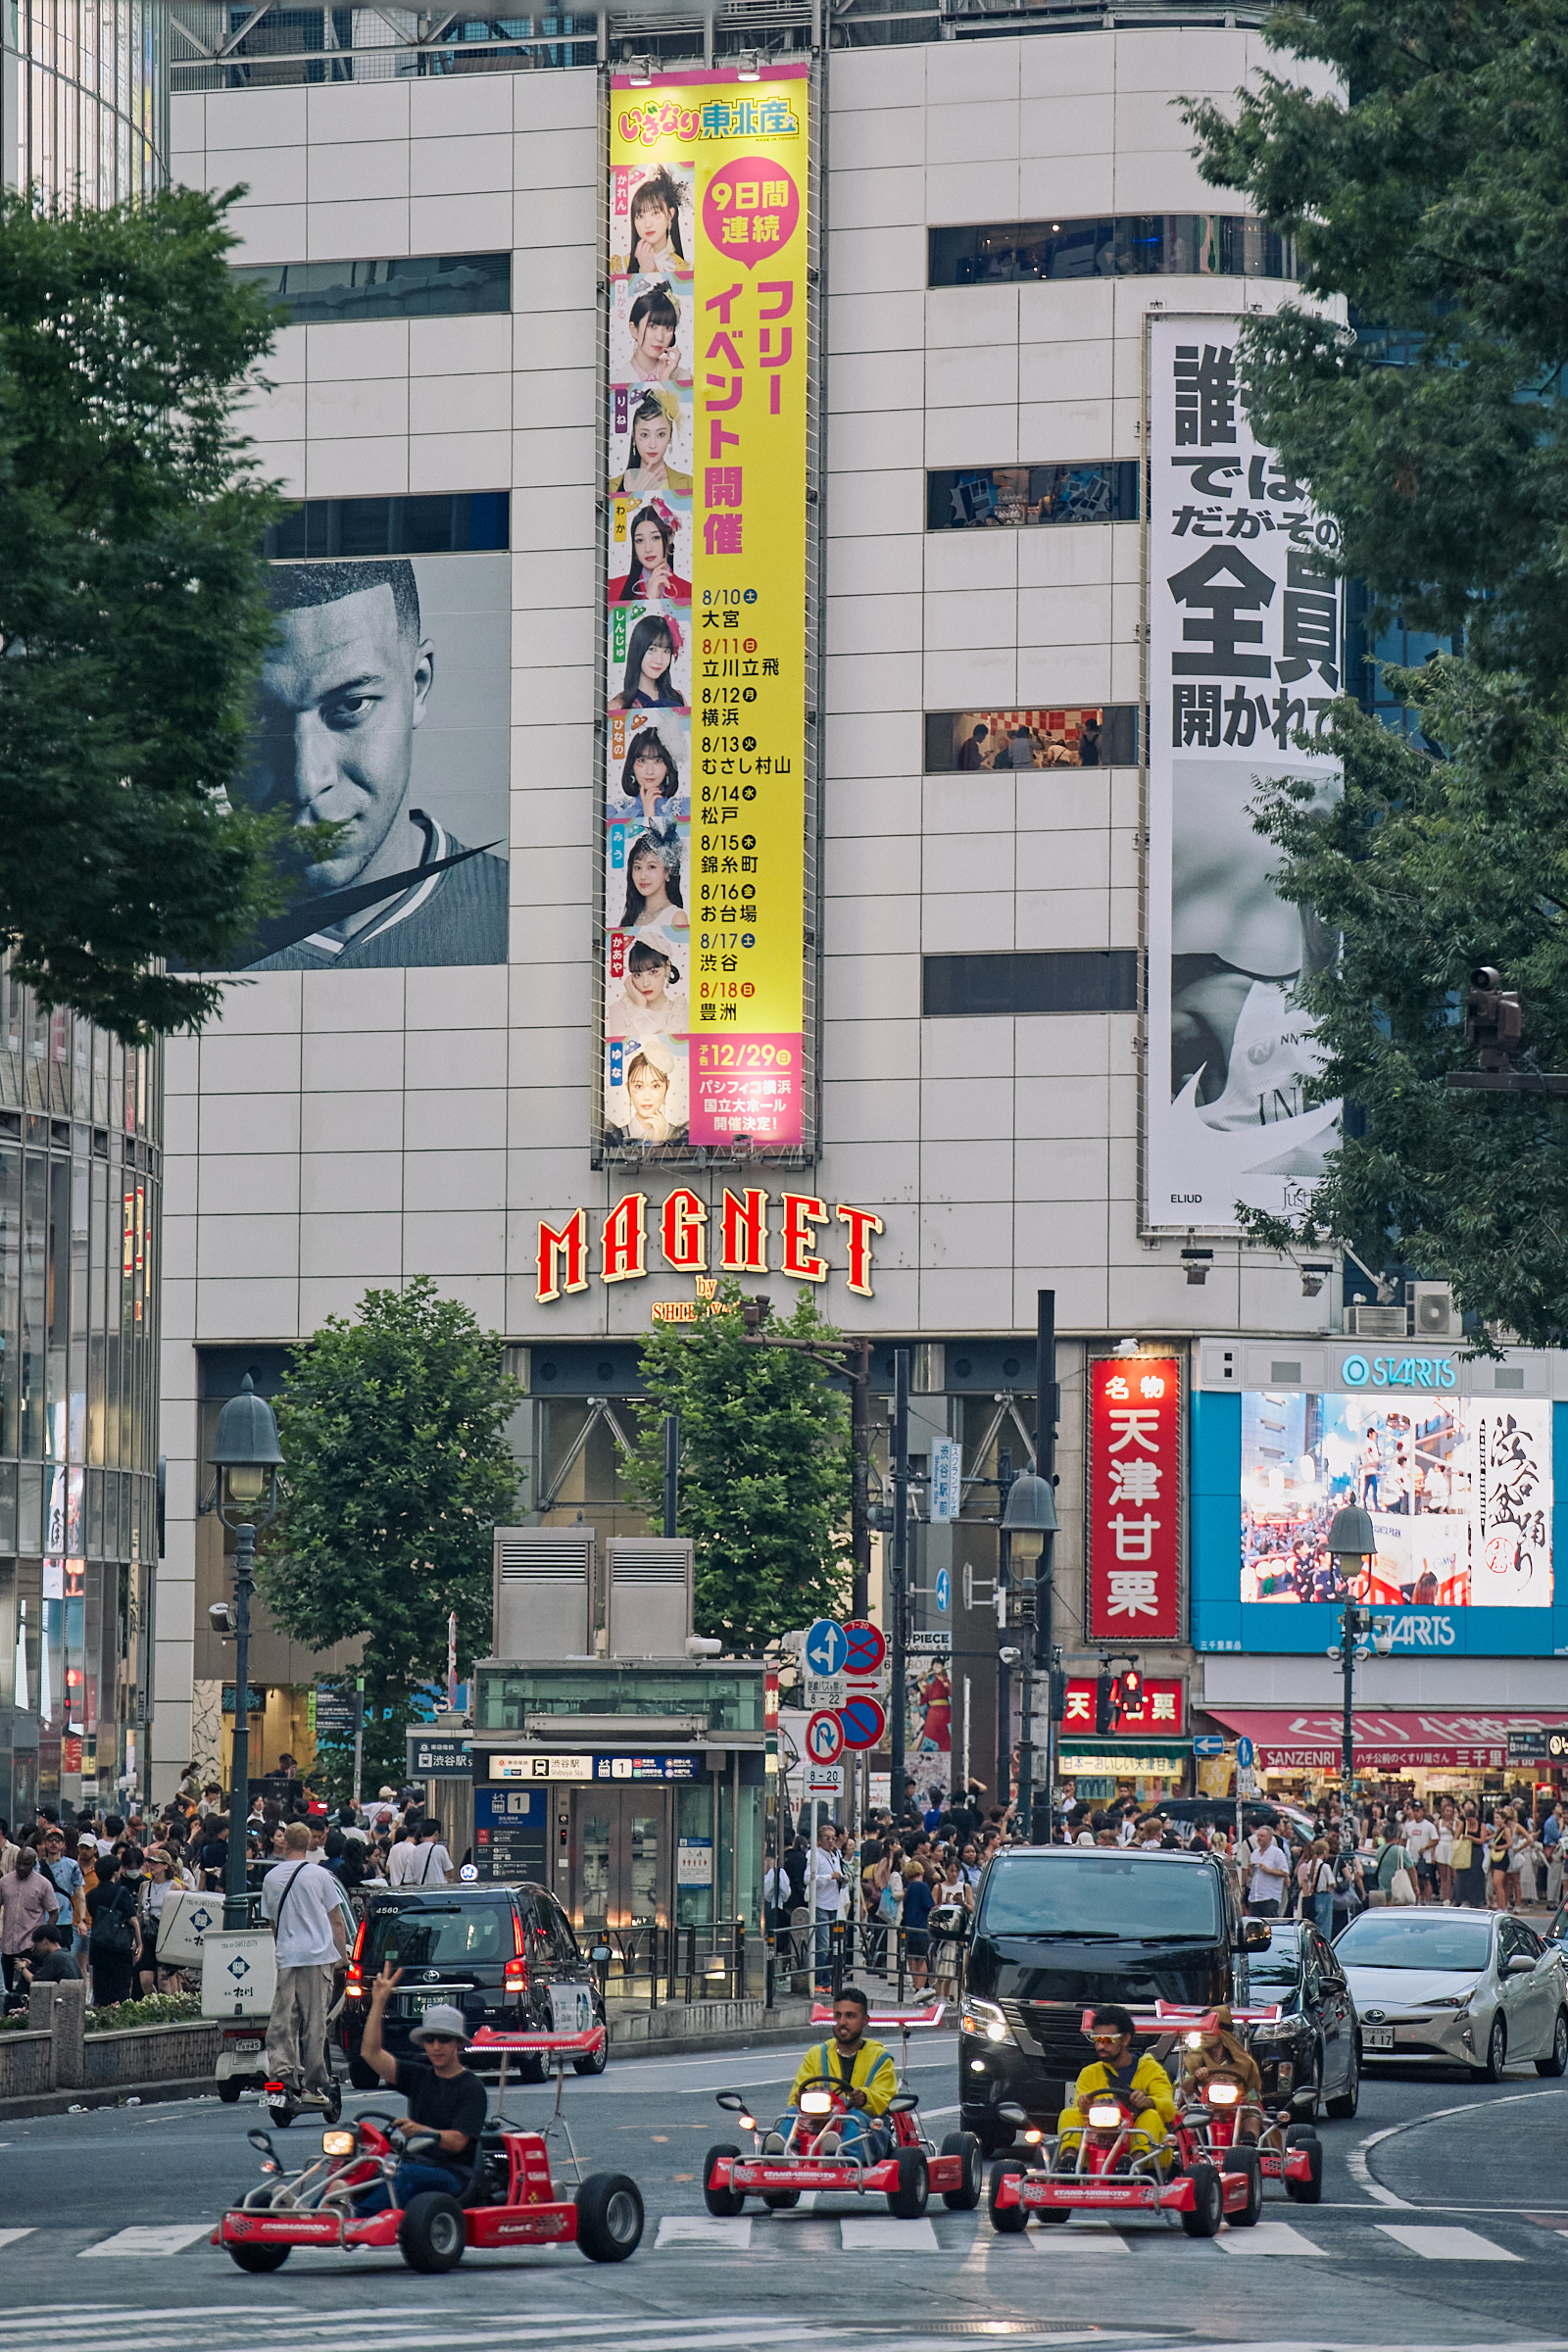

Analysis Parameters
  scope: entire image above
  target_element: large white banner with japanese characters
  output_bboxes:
[1146,317,1342,1231]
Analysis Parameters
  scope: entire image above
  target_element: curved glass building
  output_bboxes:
[3,0,169,209]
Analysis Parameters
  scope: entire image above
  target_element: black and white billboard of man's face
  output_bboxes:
[245,582,435,895]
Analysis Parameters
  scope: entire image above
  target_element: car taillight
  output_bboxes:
[505,1958,527,1991]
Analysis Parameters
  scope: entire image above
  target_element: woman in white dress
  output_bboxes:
[1434,1800,1455,1905]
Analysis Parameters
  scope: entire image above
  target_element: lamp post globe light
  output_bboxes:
[1002,1470,1059,1842]
[1324,1502,1393,1853]
[209,1374,284,1929]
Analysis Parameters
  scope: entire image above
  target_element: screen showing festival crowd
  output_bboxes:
[1240,1391,1553,1611]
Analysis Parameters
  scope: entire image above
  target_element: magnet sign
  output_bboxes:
[805,1709,845,1765]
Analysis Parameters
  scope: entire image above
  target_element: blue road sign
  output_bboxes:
[840,1694,887,1751]
[1236,1736,1255,1768]
[934,1568,952,1615]
[805,1618,848,1677]
[1192,1735,1225,1758]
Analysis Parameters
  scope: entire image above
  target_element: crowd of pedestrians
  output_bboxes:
[0,1763,458,2015]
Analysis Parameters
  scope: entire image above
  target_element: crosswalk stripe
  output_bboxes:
[1378,2224,1522,2262]
[840,2218,940,2252]
[0,2233,34,2251]
[1216,2222,1326,2256]
[656,2215,753,2249]
[79,2227,214,2260]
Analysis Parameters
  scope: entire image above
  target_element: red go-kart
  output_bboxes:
[1168,2007,1322,2206]
[212,2028,642,2273]
[705,1998,982,2221]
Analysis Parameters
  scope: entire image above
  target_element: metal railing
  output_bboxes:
[592,1918,751,2007]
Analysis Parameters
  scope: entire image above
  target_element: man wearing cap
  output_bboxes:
[355,1961,488,2212]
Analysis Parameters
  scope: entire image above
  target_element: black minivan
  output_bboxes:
[933,1844,1267,2150]
[341,1882,608,2085]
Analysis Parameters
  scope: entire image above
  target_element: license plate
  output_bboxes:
[1362,2026,1396,2050]
[227,2037,263,2053]
[404,1992,459,2016]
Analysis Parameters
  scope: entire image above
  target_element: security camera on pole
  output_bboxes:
[1323,1502,1394,1853]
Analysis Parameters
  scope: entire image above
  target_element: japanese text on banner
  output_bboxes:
[1088,1355,1183,1640]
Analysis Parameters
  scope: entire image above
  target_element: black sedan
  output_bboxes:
[1241,1919,1361,2120]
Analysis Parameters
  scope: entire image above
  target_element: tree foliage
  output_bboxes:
[0,185,298,1038]
[1186,0,1568,701]
[258,1279,522,1724]
[1244,662,1568,1344]
[623,1280,852,1649]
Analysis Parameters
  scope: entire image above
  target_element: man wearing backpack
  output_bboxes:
[262,1822,349,2102]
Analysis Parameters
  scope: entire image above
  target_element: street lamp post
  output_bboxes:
[1324,1502,1392,1854]
[209,1374,284,1931]
[1003,1471,1059,1842]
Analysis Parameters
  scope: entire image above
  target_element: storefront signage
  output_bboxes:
[1145,317,1342,1230]
[1508,1727,1568,1760]
[929,1439,962,1524]
[1340,1352,1457,1392]
[603,65,812,1154]
[489,1750,700,1783]
[1210,1707,1554,1771]
[535,1191,882,1302]
[1088,1356,1182,1640]
[1060,1676,1186,1736]
[906,1632,952,1656]
[407,1735,473,1778]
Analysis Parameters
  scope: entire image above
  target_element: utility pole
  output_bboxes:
[891,1347,909,1819]
[996,1446,1013,1808]
[662,1413,679,1538]
[1036,1289,1059,1839]
[1324,1504,1392,1853]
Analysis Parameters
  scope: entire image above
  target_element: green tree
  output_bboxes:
[1243,661,1568,1345]
[0,185,297,1039]
[1185,0,1568,701]
[258,1278,522,1754]
[624,1280,852,1648]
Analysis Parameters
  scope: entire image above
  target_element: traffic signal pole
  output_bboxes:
[891,1347,909,1818]
[1037,1289,1058,1841]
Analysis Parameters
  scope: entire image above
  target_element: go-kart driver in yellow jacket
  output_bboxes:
[1056,2003,1179,2164]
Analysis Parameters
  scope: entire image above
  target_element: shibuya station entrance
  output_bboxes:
[568,1784,671,1936]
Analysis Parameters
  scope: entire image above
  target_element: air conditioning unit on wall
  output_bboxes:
[1411,1281,1457,1339]
[1345,1303,1409,1340]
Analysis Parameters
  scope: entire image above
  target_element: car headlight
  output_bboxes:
[1425,1987,1477,2009]
[1250,2021,1297,2042]
[961,1998,1010,2043]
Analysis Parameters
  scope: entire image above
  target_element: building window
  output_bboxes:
[929,216,1299,288]
[232,253,512,325]
[264,494,511,561]
[923,951,1140,1018]
[928,462,1141,532]
[925,707,1139,771]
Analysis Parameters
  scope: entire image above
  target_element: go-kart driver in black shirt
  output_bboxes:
[355,1963,489,2213]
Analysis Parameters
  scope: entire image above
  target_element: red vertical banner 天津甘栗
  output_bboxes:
[1088,1356,1182,1640]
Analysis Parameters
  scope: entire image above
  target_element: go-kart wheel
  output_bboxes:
[575,2171,644,2262]
[940,2132,983,2213]
[1539,2009,1568,2078]
[987,2159,1028,2234]
[398,2190,466,2273]
[1229,2146,1263,2228]
[704,2142,746,2217]
[761,2189,801,2211]
[1284,2131,1323,2204]
[348,2054,380,2091]
[573,2037,609,2077]
[228,2241,290,2273]
[886,2145,929,2221]
[1180,2163,1223,2238]
[218,2079,243,2105]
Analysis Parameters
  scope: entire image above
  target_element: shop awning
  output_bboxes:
[1204,1706,1552,1772]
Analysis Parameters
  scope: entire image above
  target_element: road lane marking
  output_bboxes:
[655,2215,753,2248]
[0,2232,34,2250]
[1378,2223,1523,2261]
[839,2217,939,2250]
[1349,2086,1568,2208]
[1216,2222,1325,2255]
[79,2227,214,2258]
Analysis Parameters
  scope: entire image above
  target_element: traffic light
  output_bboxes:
[1120,1664,1144,1715]
[1096,1670,1120,1735]
[1466,965,1523,1072]
[1048,1666,1068,1724]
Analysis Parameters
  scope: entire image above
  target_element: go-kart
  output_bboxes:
[704,1997,982,2221]
[1169,2007,1322,2205]
[212,2027,642,2273]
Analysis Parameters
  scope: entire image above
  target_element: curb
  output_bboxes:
[0,2074,221,2123]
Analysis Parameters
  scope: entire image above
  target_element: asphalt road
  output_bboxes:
[4,2034,1567,2352]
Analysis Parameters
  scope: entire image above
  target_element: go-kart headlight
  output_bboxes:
[1184,2031,1205,2049]
[1086,2102,1123,2130]
[800,2089,834,2116]
[321,2129,356,2156]
[1205,2082,1241,2106]
[961,1998,1009,2043]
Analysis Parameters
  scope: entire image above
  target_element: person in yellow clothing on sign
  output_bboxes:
[766,1986,898,2159]
[1056,2004,1179,2166]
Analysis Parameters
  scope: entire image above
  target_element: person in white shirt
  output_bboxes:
[1402,1805,1437,1904]
[365,1788,401,1833]
[1245,1825,1290,1918]
[262,1823,349,2098]
[811,1825,846,1990]
[388,1819,455,1888]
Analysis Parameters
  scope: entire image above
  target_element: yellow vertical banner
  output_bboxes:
[605,66,809,1152]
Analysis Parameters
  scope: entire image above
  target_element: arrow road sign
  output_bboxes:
[805,1618,848,1678]
[842,1619,887,1677]
[839,1694,887,1752]
[934,1569,952,1616]
[1192,1736,1225,1758]
[1236,1736,1255,1768]
[805,1709,845,1765]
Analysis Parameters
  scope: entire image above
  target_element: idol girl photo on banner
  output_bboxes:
[603,67,810,1155]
